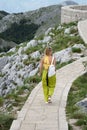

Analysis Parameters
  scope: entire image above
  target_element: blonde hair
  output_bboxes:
[45,47,52,56]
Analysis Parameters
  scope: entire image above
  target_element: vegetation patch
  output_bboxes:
[0,113,14,130]
[51,22,85,53]
[66,73,87,130]
[56,60,74,70]
[0,20,40,44]
[72,47,82,53]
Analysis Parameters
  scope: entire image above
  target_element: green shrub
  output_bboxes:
[68,124,73,130]
[0,97,4,106]
[56,60,73,70]
[0,21,40,44]
[72,47,82,53]
[75,118,87,126]
[29,75,41,83]
[0,73,5,77]
[24,75,41,84]
[0,113,14,130]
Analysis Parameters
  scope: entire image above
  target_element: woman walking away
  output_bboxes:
[39,47,56,103]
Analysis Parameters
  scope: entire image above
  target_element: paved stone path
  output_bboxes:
[78,20,87,44]
[10,57,87,130]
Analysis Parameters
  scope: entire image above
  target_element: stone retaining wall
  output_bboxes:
[61,5,87,23]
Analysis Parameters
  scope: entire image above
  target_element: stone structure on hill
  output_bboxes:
[61,5,87,23]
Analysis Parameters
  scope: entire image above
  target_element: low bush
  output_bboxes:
[72,47,82,53]
[0,113,14,130]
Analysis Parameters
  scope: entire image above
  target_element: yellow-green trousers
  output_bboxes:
[42,70,56,102]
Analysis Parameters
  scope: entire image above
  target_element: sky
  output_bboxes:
[0,0,87,13]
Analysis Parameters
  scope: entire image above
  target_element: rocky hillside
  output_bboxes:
[0,1,78,50]
[0,21,86,117]
[0,11,9,20]
[0,5,61,45]
[0,38,17,52]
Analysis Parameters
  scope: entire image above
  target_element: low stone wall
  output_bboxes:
[61,5,87,23]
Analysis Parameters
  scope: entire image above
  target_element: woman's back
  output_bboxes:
[43,55,52,70]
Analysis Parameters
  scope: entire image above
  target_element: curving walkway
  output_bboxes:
[78,19,87,44]
[10,56,87,130]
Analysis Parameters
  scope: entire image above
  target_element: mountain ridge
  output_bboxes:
[0,1,78,52]
[60,0,78,6]
[0,10,9,20]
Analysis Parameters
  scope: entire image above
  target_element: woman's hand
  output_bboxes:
[38,72,41,76]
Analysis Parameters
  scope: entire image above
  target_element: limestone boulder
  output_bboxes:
[8,47,16,53]
[18,47,24,55]
[42,36,52,43]
[64,28,71,34]
[30,51,40,59]
[76,98,87,113]
[54,48,72,63]
[0,57,8,71]
[27,40,38,48]
[45,28,53,35]
[29,68,38,77]
[72,44,86,51]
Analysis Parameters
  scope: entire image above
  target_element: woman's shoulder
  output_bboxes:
[40,55,46,62]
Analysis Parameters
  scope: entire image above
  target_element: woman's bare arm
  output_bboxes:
[39,57,44,76]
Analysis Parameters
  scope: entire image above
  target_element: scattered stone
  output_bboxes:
[45,28,53,35]
[30,51,40,59]
[76,98,87,113]
[72,53,83,60]
[49,32,55,36]
[8,47,16,53]
[22,54,28,60]
[18,47,24,55]
[27,40,38,48]
[42,36,52,43]
[70,34,75,37]
[29,68,38,77]
[54,48,72,63]
[72,44,86,51]
[64,28,71,34]
[57,25,63,30]
[0,57,8,71]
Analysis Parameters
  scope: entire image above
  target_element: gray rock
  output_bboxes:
[76,98,87,113]
[8,47,16,53]
[42,36,52,43]
[2,63,11,73]
[18,47,24,55]
[54,48,72,63]
[45,28,53,35]
[15,77,23,86]
[72,53,83,60]
[30,51,40,59]
[29,68,38,77]
[0,57,8,71]
[22,54,28,60]
[64,28,71,34]
[57,25,63,30]
[72,44,86,51]
[49,32,55,36]
[70,34,75,37]
[27,40,38,48]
